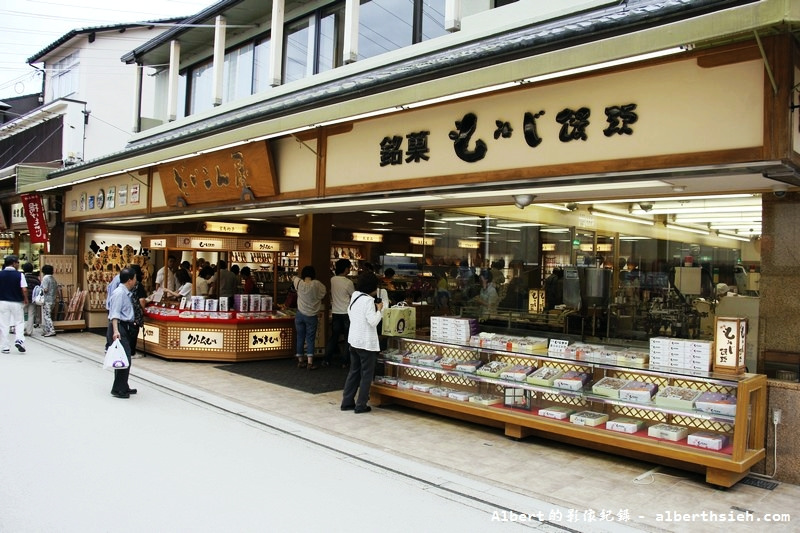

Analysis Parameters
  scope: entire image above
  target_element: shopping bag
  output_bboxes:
[103,339,129,370]
[32,285,45,306]
[381,302,416,337]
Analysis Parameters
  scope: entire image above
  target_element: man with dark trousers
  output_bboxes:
[106,268,138,398]
[0,255,27,353]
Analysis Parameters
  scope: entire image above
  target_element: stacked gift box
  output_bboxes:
[430,316,479,343]
[649,337,712,371]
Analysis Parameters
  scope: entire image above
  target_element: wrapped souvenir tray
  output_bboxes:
[438,357,459,371]
[447,390,474,402]
[687,431,730,451]
[619,380,658,403]
[570,411,609,427]
[605,417,645,434]
[526,366,564,386]
[469,394,502,406]
[616,350,649,366]
[647,423,689,442]
[654,386,702,410]
[397,380,414,390]
[476,361,509,378]
[694,392,737,416]
[429,387,457,397]
[411,382,434,393]
[591,377,630,398]
[455,359,483,373]
[499,364,535,382]
[381,349,408,362]
[538,405,575,420]
[417,354,442,367]
[553,370,590,391]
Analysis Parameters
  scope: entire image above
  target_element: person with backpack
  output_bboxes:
[22,262,40,336]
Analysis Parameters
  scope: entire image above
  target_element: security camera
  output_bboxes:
[513,194,536,209]
[638,202,654,212]
[772,184,788,198]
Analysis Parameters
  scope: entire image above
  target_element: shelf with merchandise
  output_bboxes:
[371,335,766,487]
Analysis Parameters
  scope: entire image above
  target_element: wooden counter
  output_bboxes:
[140,310,295,362]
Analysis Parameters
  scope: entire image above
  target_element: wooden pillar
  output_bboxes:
[298,213,333,294]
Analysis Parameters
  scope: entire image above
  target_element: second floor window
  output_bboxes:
[359,0,446,60]
[48,51,80,102]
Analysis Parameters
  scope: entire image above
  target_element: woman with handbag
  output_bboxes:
[39,264,58,337]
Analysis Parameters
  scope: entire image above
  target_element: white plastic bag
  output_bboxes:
[103,339,129,371]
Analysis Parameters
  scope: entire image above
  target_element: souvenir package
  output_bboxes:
[417,354,442,367]
[381,349,408,362]
[455,359,483,373]
[476,360,508,378]
[499,364,535,382]
[654,386,702,410]
[429,387,457,397]
[619,380,658,403]
[616,350,649,366]
[526,366,564,386]
[382,303,416,337]
[591,377,630,398]
[605,417,646,434]
[694,392,737,416]
[687,431,729,451]
[447,390,474,402]
[553,370,590,391]
[439,357,459,371]
[411,382,434,393]
[569,411,609,427]
[469,394,502,406]
[381,377,398,387]
[397,380,414,390]
[647,423,689,442]
[538,405,575,420]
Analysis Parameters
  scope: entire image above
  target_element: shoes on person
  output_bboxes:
[1,348,9,354]
[43,332,56,337]
[307,364,320,371]
[297,359,307,368]
[111,390,130,399]
[14,340,25,353]
[340,404,355,411]
[354,406,372,414]
[127,389,138,395]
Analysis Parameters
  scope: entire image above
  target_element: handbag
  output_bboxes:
[32,285,45,306]
[103,339,130,370]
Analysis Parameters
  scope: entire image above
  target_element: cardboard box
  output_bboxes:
[553,370,590,391]
[687,431,729,450]
[654,386,702,410]
[619,381,658,403]
[592,377,630,398]
[647,423,689,442]
[570,411,609,427]
[526,367,564,387]
[538,406,575,420]
[605,417,645,434]
[694,392,737,416]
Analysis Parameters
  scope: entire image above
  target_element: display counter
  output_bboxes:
[140,307,296,362]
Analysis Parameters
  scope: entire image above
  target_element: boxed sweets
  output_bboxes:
[570,411,609,427]
[381,377,398,387]
[411,382,434,393]
[616,349,649,366]
[455,359,483,373]
[687,431,730,451]
[417,354,442,367]
[554,370,590,391]
[469,394,502,406]
[438,357,459,371]
[429,387,457,397]
[447,390,474,402]
[477,360,510,378]
[381,349,408,363]
[619,380,659,403]
[694,391,737,416]
[647,423,689,442]
[654,386,702,410]
[593,349,623,365]
[499,364,536,382]
[591,377,631,398]
[605,417,646,434]
[526,366,565,386]
[538,405,576,420]
[397,380,414,390]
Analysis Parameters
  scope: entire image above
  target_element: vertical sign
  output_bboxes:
[20,193,48,244]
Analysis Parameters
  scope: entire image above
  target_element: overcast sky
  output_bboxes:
[0,0,214,100]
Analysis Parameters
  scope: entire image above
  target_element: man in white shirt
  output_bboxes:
[155,255,178,291]
[324,259,354,367]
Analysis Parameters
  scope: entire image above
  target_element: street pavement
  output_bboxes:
[0,337,643,533]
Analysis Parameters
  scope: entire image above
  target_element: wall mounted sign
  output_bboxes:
[410,236,436,246]
[180,330,224,350]
[248,240,295,252]
[204,221,249,234]
[187,238,223,250]
[158,141,277,207]
[284,227,300,237]
[458,239,480,249]
[248,330,284,349]
[149,239,167,249]
[352,232,383,243]
[19,193,48,244]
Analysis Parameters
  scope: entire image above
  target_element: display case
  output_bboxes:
[141,307,296,362]
[371,337,767,487]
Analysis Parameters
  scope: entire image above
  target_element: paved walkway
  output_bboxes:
[6,331,798,532]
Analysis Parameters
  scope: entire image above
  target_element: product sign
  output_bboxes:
[180,330,224,350]
[352,232,383,243]
[457,239,480,249]
[249,330,284,349]
[248,240,295,252]
[713,317,746,374]
[19,194,48,244]
[410,236,436,246]
[189,238,223,250]
[204,221,249,234]
[138,324,160,344]
[149,239,167,249]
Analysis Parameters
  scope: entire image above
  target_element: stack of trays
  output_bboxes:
[570,411,609,427]
[605,417,645,434]
[554,370,590,391]
[499,364,536,382]
[619,380,659,403]
[654,385,702,410]
[526,367,564,386]
[591,377,630,398]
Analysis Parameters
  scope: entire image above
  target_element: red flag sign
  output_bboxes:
[20,193,49,244]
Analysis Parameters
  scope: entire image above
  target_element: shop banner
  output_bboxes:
[20,193,48,244]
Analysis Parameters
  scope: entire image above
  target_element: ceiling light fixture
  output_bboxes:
[665,223,709,235]
[589,208,654,226]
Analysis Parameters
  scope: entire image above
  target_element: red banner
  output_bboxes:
[20,193,49,244]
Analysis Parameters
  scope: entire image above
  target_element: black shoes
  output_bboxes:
[128,389,138,395]
[111,390,130,399]
[340,404,355,411]
[354,406,372,414]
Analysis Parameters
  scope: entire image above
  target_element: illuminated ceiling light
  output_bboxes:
[440,215,483,222]
[368,221,392,225]
[665,223,709,235]
[366,210,394,214]
[496,222,543,228]
[535,203,571,211]
[589,209,654,226]
[424,218,448,224]
[540,228,570,233]
[439,180,668,200]
[582,193,755,205]
[716,233,751,242]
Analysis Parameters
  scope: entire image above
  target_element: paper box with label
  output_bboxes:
[687,431,729,451]
[619,380,658,403]
[694,392,737,416]
[569,411,609,427]
[526,366,564,386]
[654,386,702,410]
[605,417,645,434]
[538,405,575,420]
[382,304,416,337]
[592,377,630,398]
[553,370,590,391]
[647,423,689,442]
